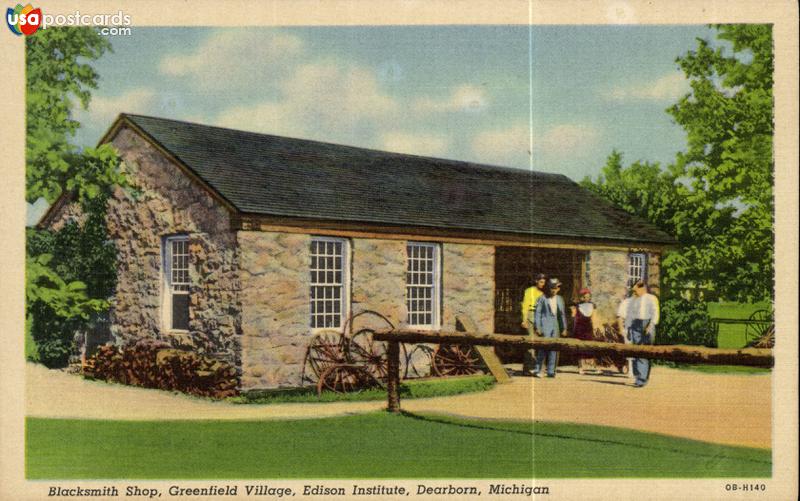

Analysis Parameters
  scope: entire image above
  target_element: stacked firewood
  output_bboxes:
[83,338,239,399]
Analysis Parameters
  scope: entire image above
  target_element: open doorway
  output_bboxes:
[494,246,586,363]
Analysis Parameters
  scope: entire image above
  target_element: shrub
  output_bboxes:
[26,197,117,367]
[656,298,715,347]
[27,301,82,368]
[84,338,239,399]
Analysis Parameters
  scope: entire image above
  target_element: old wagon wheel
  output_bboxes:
[749,323,775,349]
[745,309,773,344]
[349,328,410,382]
[316,364,381,395]
[432,344,486,377]
[301,330,348,385]
[341,309,396,334]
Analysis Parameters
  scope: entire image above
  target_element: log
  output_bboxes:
[373,329,773,368]
[386,341,401,413]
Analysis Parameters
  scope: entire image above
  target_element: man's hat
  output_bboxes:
[578,288,591,296]
[548,278,561,288]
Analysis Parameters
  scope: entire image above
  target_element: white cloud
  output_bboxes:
[471,123,531,167]
[78,88,158,125]
[215,60,399,145]
[605,72,689,102]
[537,123,600,156]
[412,84,488,114]
[159,29,305,90]
[381,131,450,157]
[471,122,600,167]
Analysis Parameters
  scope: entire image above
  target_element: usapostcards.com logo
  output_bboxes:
[7,4,132,36]
[6,3,41,35]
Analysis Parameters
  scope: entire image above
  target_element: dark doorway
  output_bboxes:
[494,246,586,363]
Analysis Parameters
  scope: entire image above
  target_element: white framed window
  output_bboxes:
[628,252,648,287]
[162,235,190,332]
[406,242,441,328]
[309,237,350,329]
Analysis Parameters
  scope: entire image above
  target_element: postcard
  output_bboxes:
[1,1,797,500]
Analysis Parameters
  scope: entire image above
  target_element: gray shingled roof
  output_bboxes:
[118,114,674,244]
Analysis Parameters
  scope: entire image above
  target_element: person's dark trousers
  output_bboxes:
[629,319,653,386]
[522,312,536,374]
[534,329,558,377]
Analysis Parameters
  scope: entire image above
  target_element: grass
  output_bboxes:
[655,301,774,375]
[230,375,495,404]
[707,301,773,349]
[659,363,771,375]
[26,413,771,479]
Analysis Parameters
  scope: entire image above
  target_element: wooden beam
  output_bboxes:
[236,215,671,253]
[373,329,774,368]
[386,341,401,413]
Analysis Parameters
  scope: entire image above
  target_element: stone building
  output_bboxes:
[40,114,673,390]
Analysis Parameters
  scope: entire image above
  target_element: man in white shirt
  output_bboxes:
[625,280,660,388]
[616,287,634,377]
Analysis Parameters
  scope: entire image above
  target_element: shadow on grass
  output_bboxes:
[400,411,771,467]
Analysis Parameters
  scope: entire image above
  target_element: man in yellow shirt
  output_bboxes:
[521,273,547,375]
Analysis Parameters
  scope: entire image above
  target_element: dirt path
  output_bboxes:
[26,363,771,449]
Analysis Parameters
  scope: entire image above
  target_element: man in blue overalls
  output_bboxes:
[533,278,568,378]
[625,280,660,387]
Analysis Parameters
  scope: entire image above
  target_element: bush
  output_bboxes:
[84,338,239,399]
[28,301,82,368]
[656,298,715,347]
[26,197,117,367]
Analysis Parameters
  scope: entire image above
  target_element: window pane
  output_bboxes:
[172,294,189,330]
[406,243,439,326]
[310,238,346,329]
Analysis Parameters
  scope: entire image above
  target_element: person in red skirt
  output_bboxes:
[572,288,597,375]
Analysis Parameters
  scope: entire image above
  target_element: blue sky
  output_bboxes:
[36,25,717,225]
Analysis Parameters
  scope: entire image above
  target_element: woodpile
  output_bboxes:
[83,338,239,399]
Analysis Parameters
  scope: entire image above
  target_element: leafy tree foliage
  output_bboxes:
[583,25,774,302]
[27,198,116,367]
[25,27,120,204]
[25,28,123,366]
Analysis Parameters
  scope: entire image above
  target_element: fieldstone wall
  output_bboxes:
[350,238,406,330]
[587,250,628,325]
[238,231,310,389]
[442,243,495,333]
[587,249,661,325]
[105,126,241,365]
[648,253,662,295]
[45,199,85,231]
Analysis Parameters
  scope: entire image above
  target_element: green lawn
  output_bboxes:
[707,301,772,349]
[232,375,495,404]
[662,363,770,375]
[26,413,770,479]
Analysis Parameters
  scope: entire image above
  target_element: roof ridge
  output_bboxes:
[121,113,570,181]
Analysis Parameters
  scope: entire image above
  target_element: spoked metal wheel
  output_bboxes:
[745,310,773,345]
[349,328,410,382]
[316,364,381,395]
[301,329,348,386]
[432,344,486,377]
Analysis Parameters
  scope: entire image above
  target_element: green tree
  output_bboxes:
[583,25,773,302]
[25,27,121,204]
[25,28,123,366]
[667,24,773,301]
